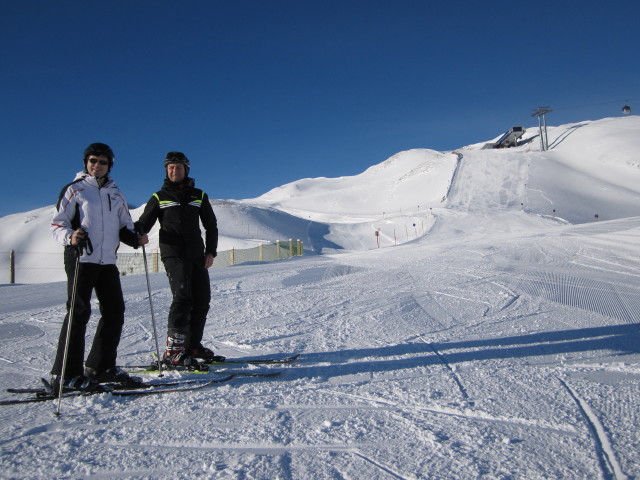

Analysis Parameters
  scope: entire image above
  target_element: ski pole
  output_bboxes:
[55,237,84,417]
[141,242,164,376]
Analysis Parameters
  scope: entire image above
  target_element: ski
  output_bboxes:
[178,368,284,377]
[109,370,283,397]
[110,376,233,397]
[124,364,286,377]
[7,369,283,395]
[1,376,234,406]
[8,387,57,394]
[1,390,86,405]
[7,377,212,395]
[126,362,211,373]
[3,369,284,405]
[122,353,300,372]
[208,353,300,365]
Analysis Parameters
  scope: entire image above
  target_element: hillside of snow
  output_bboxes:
[247,148,457,219]
[2,117,639,284]
[0,116,639,479]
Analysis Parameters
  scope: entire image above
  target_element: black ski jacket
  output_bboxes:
[135,178,218,259]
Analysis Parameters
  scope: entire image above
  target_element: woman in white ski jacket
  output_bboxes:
[51,172,137,264]
[49,143,147,391]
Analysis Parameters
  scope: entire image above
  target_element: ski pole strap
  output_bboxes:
[84,236,93,255]
[74,234,93,256]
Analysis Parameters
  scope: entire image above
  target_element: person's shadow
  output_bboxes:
[273,323,640,381]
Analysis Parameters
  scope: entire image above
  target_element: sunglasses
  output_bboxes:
[88,158,109,166]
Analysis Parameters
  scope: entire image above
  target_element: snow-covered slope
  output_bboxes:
[248,148,457,220]
[1,116,639,479]
[2,116,639,284]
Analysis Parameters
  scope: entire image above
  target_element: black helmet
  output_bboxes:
[84,142,115,171]
[164,151,190,176]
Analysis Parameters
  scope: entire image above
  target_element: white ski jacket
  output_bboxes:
[51,172,137,265]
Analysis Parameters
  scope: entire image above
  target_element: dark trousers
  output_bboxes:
[163,256,211,348]
[51,249,125,377]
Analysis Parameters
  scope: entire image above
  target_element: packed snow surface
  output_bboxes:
[1,116,639,479]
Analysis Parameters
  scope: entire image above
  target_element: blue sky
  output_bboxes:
[1,0,637,217]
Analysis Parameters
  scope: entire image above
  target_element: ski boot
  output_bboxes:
[49,374,100,395]
[84,366,144,388]
[163,333,206,370]
[190,343,226,363]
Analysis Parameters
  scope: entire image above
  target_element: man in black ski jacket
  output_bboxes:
[135,152,222,367]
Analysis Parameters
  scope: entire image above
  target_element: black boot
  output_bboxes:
[84,367,143,387]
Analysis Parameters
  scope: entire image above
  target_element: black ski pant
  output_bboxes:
[163,256,211,348]
[51,249,126,378]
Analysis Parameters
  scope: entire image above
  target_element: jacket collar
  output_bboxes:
[163,176,195,190]
[75,171,114,188]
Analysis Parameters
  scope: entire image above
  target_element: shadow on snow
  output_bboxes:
[283,323,640,380]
